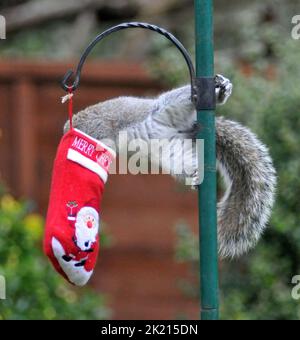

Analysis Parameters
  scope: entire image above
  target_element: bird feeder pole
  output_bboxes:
[194,0,219,320]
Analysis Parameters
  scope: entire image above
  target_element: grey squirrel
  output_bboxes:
[64,75,276,259]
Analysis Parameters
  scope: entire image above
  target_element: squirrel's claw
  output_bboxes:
[215,74,233,105]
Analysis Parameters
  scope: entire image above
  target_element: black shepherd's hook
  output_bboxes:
[61,22,198,103]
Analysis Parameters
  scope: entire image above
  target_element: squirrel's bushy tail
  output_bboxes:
[216,117,276,258]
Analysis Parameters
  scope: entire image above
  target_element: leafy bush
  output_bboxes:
[0,194,110,320]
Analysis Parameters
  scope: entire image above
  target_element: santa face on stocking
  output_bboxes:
[74,206,99,251]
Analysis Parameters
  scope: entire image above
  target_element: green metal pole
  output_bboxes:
[194,0,219,320]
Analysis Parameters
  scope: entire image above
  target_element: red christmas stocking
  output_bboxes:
[44,94,115,286]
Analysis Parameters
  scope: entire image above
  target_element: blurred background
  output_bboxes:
[0,0,300,320]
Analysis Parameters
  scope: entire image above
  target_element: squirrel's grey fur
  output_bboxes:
[64,75,276,259]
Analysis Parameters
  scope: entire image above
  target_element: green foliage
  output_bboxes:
[170,28,300,319]
[0,194,110,320]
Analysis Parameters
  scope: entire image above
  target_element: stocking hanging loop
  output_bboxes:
[61,22,197,103]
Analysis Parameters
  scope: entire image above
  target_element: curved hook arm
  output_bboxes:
[61,22,197,103]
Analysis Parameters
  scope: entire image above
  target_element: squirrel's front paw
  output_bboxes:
[215,74,233,105]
